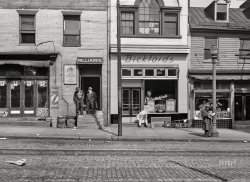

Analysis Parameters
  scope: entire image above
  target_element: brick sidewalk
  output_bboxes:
[0,124,250,142]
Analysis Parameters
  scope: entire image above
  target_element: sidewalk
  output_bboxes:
[0,125,250,142]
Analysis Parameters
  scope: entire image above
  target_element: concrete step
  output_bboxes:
[0,118,50,127]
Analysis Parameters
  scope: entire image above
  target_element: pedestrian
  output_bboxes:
[200,104,214,137]
[73,87,84,128]
[86,87,97,115]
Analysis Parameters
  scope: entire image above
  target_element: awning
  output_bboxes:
[0,53,58,67]
[0,60,50,67]
[190,75,250,80]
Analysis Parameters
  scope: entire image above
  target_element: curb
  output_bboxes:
[0,135,249,143]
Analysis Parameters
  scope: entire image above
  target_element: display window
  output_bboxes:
[194,92,230,119]
[144,80,177,113]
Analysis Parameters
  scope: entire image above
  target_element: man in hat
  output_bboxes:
[200,103,214,137]
[73,87,84,128]
[86,87,97,115]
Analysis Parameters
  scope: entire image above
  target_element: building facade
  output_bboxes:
[0,0,109,126]
[189,0,250,128]
[110,0,190,124]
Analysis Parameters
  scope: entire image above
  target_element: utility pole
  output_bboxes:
[117,0,122,136]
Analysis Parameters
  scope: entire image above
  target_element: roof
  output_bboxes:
[189,7,250,31]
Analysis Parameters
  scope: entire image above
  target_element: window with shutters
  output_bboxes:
[63,15,80,46]
[20,15,36,44]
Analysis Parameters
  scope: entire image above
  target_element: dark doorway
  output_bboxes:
[81,77,101,110]
[235,94,250,120]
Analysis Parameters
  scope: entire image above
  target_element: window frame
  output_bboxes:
[215,3,228,22]
[120,5,181,38]
[18,11,37,45]
[239,38,250,58]
[204,37,218,60]
[63,14,81,47]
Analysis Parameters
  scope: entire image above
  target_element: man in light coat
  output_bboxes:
[86,87,97,115]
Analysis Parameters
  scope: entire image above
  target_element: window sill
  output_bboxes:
[62,44,81,47]
[19,43,36,46]
[121,35,182,39]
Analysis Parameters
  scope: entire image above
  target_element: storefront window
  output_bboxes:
[195,92,230,119]
[10,81,20,108]
[145,69,154,76]
[122,69,131,77]
[38,80,48,108]
[168,69,177,76]
[156,69,165,76]
[0,66,6,76]
[36,67,48,76]
[24,66,36,76]
[144,80,176,113]
[0,80,7,108]
[25,81,34,108]
[134,69,143,76]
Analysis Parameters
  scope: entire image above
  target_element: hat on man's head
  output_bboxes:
[75,87,80,91]
[88,87,92,90]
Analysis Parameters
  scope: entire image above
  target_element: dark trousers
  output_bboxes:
[76,100,84,116]
[87,101,96,115]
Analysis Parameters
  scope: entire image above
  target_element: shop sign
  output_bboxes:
[0,110,8,117]
[77,57,103,64]
[51,87,59,109]
[122,54,175,64]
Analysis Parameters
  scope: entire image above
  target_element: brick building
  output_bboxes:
[0,0,109,126]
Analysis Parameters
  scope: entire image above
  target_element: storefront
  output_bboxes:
[0,53,57,118]
[188,70,250,128]
[110,53,188,123]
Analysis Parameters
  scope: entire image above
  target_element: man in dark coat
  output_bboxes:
[73,87,84,128]
[200,104,213,137]
[86,87,97,115]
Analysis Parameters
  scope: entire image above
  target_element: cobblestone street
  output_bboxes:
[0,140,249,181]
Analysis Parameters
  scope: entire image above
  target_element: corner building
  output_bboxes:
[0,0,109,125]
[110,0,190,124]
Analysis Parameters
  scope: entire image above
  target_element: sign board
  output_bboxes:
[166,99,176,112]
[77,57,103,64]
[51,87,59,109]
[64,64,77,85]
[147,100,155,113]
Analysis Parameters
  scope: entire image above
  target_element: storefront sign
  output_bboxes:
[51,87,59,109]
[122,54,175,64]
[0,110,8,117]
[77,57,103,64]
[166,99,176,112]
[64,65,77,85]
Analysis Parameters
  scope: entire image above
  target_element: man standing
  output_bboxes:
[73,87,84,128]
[200,104,214,137]
[86,87,97,115]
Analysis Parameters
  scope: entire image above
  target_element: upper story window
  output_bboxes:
[20,15,36,44]
[204,37,217,60]
[216,3,228,21]
[63,15,80,46]
[17,10,37,45]
[239,39,250,58]
[120,0,181,37]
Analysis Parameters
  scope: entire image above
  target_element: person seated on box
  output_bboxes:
[136,110,148,127]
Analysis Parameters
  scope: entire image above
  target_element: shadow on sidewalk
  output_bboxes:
[101,128,118,137]
[176,128,205,138]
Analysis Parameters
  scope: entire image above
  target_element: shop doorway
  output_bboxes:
[122,88,141,116]
[81,76,101,109]
[235,94,250,120]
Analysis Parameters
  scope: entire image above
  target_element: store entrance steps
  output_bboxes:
[77,114,98,129]
[0,117,50,127]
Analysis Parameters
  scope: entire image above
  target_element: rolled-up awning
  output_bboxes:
[0,53,58,67]
[190,75,250,80]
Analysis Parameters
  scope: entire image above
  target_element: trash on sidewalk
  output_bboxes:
[242,140,248,143]
[6,159,26,166]
[0,137,7,140]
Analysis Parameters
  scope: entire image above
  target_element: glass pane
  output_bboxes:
[217,4,227,12]
[204,49,211,59]
[0,66,5,76]
[205,37,217,49]
[64,19,80,34]
[21,33,35,44]
[217,12,227,20]
[240,39,250,49]
[134,69,143,76]
[21,16,35,30]
[132,89,140,115]
[24,66,36,76]
[164,22,177,35]
[122,69,131,76]
[0,80,7,108]
[25,80,34,108]
[38,80,48,108]
[122,89,130,115]
[11,81,20,108]
[156,69,165,76]
[36,67,48,76]
[145,69,154,76]
[64,35,80,45]
[168,69,177,76]
[235,96,242,120]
